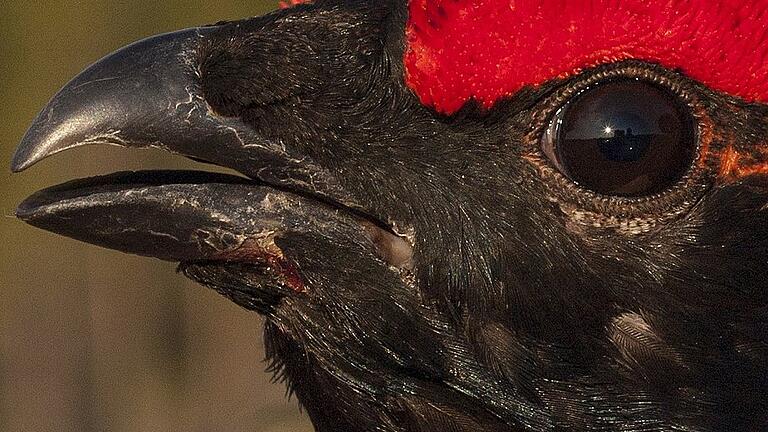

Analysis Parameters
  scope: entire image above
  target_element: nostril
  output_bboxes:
[194,18,328,121]
[197,47,254,117]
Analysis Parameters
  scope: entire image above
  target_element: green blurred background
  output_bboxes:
[0,2,314,431]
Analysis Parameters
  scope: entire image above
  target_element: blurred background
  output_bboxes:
[0,2,314,431]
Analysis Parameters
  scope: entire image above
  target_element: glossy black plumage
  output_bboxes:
[12,1,768,431]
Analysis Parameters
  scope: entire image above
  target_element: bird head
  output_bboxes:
[12,0,768,430]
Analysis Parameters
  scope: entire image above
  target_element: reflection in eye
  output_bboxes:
[542,79,697,197]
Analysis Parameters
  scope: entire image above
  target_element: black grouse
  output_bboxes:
[11,1,768,430]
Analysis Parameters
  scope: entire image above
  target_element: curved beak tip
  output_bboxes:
[10,153,28,173]
[11,130,44,173]
[9,27,212,175]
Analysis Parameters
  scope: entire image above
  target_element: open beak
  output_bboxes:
[11,23,412,285]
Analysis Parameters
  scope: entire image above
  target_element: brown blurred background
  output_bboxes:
[0,2,314,431]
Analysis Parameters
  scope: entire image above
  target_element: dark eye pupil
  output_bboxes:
[546,79,696,196]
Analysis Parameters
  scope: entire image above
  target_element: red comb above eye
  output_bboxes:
[404,0,768,114]
[279,0,311,9]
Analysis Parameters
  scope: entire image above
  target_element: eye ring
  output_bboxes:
[526,60,715,220]
[542,78,697,197]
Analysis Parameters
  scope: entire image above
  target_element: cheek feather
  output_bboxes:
[405,0,768,114]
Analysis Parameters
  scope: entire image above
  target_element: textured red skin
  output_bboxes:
[405,0,768,114]
[279,0,311,9]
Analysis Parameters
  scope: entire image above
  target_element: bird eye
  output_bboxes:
[541,79,697,197]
